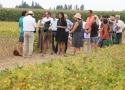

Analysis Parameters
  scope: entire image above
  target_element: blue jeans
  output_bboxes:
[90,36,99,43]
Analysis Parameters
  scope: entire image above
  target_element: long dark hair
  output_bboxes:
[59,12,65,21]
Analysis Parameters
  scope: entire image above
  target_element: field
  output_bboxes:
[0,8,125,22]
[0,9,125,89]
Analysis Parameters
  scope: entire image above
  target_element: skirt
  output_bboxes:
[72,32,83,48]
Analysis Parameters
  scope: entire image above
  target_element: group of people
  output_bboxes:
[18,10,125,57]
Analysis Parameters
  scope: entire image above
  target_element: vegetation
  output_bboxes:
[0,8,125,22]
[0,44,125,89]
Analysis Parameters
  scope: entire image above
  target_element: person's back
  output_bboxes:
[90,22,98,37]
[100,24,109,40]
[75,21,82,32]
[19,16,24,33]
[23,15,36,31]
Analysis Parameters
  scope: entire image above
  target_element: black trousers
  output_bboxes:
[52,31,58,53]
[65,32,69,53]
[116,33,122,44]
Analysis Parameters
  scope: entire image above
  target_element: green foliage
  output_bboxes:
[0,8,125,22]
[0,45,125,89]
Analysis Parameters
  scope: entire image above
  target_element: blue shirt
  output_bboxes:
[112,24,116,32]
[19,16,24,33]
[66,19,73,32]
[52,18,58,31]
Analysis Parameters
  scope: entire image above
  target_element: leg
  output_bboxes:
[28,32,34,56]
[48,30,53,54]
[91,43,94,49]
[52,32,55,52]
[117,33,122,44]
[75,47,80,54]
[23,32,28,57]
[62,42,65,54]
[86,38,91,51]
[65,32,69,53]
[20,42,23,55]
[43,32,48,53]
[57,42,61,54]
[40,30,44,52]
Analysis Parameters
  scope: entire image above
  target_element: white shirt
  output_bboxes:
[116,20,123,33]
[52,18,58,31]
[82,21,86,29]
[120,20,125,29]
[42,17,53,30]
[23,15,36,31]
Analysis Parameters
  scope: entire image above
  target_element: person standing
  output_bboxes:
[51,13,58,53]
[85,10,94,51]
[37,13,45,53]
[18,10,27,56]
[115,15,123,44]
[70,13,83,55]
[56,12,67,55]
[89,15,99,49]
[42,12,53,55]
[100,18,109,47]
[23,11,36,58]
[64,14,73,53]
[81,17,86,51]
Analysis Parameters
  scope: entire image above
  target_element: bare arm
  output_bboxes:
[70,22,78,33]
[37,20,43,29]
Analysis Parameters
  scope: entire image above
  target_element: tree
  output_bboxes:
[0,4,2,8]
[64,4,67,10]
[31,1,34,8]
[80,4,84,10]
[15,0,44,9]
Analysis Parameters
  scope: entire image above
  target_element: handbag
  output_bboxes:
[102,39,113,46]
[43,21,50,32]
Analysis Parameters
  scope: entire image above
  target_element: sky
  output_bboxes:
[0,0,124,11]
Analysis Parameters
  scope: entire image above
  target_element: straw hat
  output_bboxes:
[74,13,81,19]
[109,16,116,23]
[28,11,34,16]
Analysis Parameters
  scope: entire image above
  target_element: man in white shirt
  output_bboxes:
[51,13,58,53]
[115,15,123,44]
[42,12,53,55]
[23,11,36,57]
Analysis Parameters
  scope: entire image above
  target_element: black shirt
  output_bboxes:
[90,22,98,37]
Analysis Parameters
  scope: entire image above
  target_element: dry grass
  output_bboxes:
[0,37,19,59]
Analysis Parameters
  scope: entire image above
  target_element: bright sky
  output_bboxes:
[0,0,124,11]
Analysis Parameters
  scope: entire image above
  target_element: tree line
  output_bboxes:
[15,0,44,9]
[53,4,84,10]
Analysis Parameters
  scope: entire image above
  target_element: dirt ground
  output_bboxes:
[0,47,74,71]
[0,39,125,72]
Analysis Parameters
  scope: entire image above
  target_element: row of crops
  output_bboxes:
[0,8,125,22]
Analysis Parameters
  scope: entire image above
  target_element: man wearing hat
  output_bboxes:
[109,16,116,41]
[23,11,36,58]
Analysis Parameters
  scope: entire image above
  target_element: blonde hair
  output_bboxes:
[64,14,68,19]
[94,15,99,25]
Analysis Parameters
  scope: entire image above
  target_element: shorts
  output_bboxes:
[43,30,52,42]
[19,33,24,42]
[90,36,98,43]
